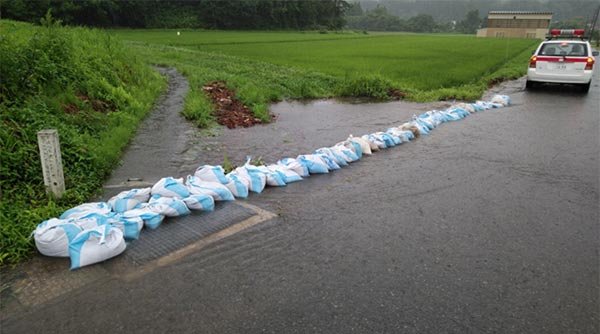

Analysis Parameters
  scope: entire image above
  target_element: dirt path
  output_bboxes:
[103,67,198,195]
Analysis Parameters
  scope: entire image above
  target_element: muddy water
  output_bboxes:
[179,98,455,172]
[104,65,517,190]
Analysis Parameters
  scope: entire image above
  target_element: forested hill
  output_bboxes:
[0,0,347,29]
[358,0,598,22]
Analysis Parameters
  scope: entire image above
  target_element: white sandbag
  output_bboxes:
[232,162,267,193]
[361,135,380,151]
[348,135,372,155]
[365,134,387,149]
[224,172,250,198]
[108,215,144,240]
[60,202,111,220]
[491,94,511,106]
[146,195,192,217]
[107,188,151,213]
[183,194,215,211]
[454,103,475,113]
[266,164,302,183]
[331,144,359,162]
[69,225,126,270]
[315,147,348,167]
[314,153,341,171]
[122,208,165,230]
[297,154,329,174]
[186,175,235,200]
[278,158,310,177]
[33,218,83,257]
[151,177,190,199]
[337,139,363,158]
[194,165,229,184]
[256,166,287,186]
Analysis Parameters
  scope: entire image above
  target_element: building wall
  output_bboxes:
[476,28,548,39]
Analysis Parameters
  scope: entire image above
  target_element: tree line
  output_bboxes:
[345,3,481,34]
[0,0,348,29]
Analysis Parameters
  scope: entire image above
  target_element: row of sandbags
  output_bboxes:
[32,95,511,270]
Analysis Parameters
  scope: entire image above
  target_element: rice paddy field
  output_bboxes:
[112,30,538,91]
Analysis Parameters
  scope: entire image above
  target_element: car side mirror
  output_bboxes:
[593,51,599,56]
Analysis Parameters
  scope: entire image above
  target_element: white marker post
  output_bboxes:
[37,129,65,198]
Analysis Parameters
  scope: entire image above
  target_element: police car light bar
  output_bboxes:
[549,29,585,37]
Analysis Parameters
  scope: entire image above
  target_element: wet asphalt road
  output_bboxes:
[3,69,599,333]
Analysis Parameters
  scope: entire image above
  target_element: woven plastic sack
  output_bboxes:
[361,135,381,151]
[224,172,250,198]
[348,135,372,155]
[337,140,363,159]
[297,154,329,174]
[108,188,151,213]
[331,144,359,162]
[183,194,215,211]
[314,153,341,171]
[151,177,190,199]
[400,122,420,138]
[315,147,348,167]
[194,165,229,184]
[122,208,165,230]
[108,215,144,240]
[278,158,310,177]
[60,202,111,220]
[364,134,386,149]
[266,164,302,183]
[186,175,235,200]
[33,218,83,257]
[69,225,126,270]
[146,195,191,217]
[256,166,287,186]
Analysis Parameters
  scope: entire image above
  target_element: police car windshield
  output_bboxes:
[540,42,588,56]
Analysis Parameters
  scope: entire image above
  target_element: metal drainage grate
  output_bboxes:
[122,202,256,265]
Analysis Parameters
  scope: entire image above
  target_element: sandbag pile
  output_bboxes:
[33,95,511,270]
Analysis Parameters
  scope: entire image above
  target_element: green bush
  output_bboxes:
[337,75,394,100]
[0,19,165,266]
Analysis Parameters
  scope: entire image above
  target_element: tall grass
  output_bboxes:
[0,19,165,265]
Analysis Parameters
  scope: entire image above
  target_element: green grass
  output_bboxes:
[0,20,165,265]
[111,29,538,121]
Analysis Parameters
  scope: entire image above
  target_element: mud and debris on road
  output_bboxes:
[202,81,275,129]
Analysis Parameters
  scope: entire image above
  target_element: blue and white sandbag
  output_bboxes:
[183,194,215,211]
[151,177,190,199]
[68,224,126,270]
[237,161,268,193]
[224,172,250,198]
[297,154,329,174]
[348,135,372,155]
[60,202,111,220]
[339,139,363,158]
[315,147,348,167]
[409,118,430,135]
[266,164,302,183]
[107,188,151,213]
[107,215,144,240]
[314,153,341,171]
[256,165,287,186]
[365,134,387,149]
[278,158,310,177]
[186,175,235,200]
[194,165,229,184]
[332,144,360,162]
[361,135,381,152]
[454,103,476,114]
[147,195,191,217]
[122,208,164,230]
[33,218,83,257]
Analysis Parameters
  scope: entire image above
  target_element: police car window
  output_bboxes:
[540,43,587,56]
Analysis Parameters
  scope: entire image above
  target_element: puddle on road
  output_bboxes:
[178,98,453,173]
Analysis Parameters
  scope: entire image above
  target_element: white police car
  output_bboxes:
[526,29,598,93]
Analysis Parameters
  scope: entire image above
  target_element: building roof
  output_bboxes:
[488,11,553,15]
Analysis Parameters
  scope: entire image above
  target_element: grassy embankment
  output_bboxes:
[113,30,538,126]
[0,19,165,265]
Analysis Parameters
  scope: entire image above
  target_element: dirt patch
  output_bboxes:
[62,94,114,114]
[388,88,407,100]
[202,81,274,129]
